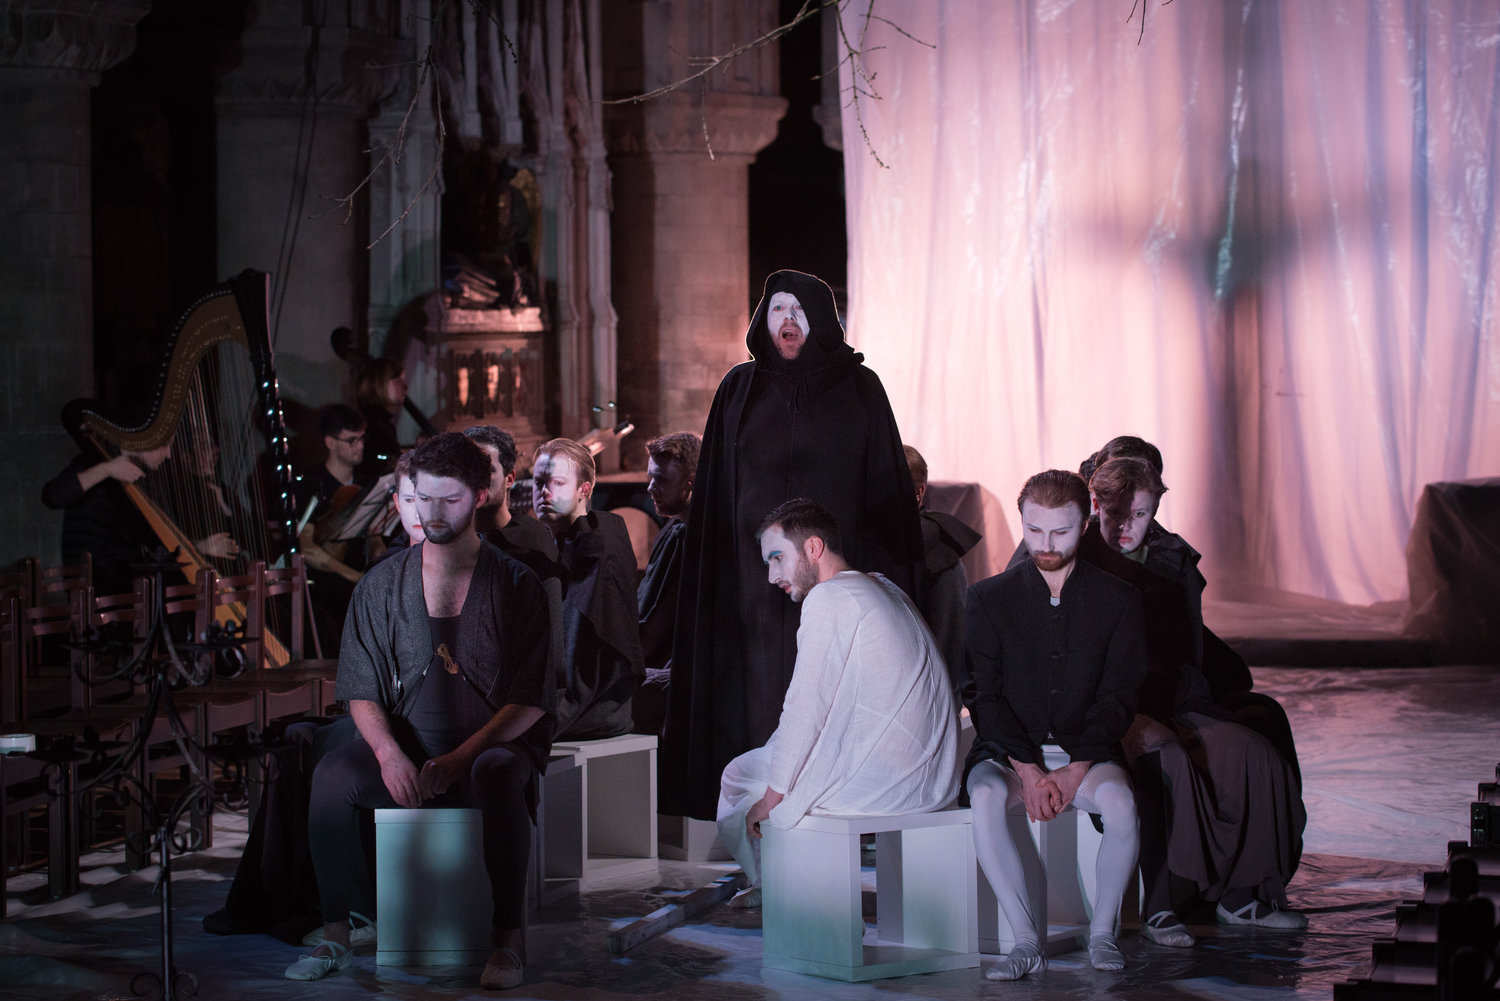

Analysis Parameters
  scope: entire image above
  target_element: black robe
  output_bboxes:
[920,509,982,695]
[661,269,925,819]
[553,508,643,740]
[631,517,688,735]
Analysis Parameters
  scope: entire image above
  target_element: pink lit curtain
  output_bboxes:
[839,1,1500,604]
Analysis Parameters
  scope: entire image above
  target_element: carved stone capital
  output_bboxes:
[605,91,787,160]
[0,0,152,82]
[217,24,411,117]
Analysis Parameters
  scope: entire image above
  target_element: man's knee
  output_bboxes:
[470,746,530,798]
[1092,780,1138,830]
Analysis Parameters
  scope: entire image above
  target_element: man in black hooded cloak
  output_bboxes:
[661,269,925,820]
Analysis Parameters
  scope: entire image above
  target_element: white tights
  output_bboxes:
[968,758,1139,944]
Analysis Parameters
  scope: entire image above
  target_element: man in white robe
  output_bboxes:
[717,498,960,907]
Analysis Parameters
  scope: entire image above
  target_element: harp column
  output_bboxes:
[602,1,786,467]
[0,0,152,566]
[214,1,408,410]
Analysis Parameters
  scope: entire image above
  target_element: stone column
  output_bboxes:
[607,93,786,457]
[215,2,406,410]
[604,1,786,462]
[0,0,151,566]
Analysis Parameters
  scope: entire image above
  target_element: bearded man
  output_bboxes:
[964,470,1144,980]
[716,499,958,907]
[291,432,552,990]
[663,269,925,820]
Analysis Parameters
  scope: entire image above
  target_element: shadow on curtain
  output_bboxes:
[840,0,1500,604]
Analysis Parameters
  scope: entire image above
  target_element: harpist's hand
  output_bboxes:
[418,752,466,801]
[376,747,421,808]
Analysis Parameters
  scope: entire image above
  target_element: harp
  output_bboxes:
[60,270,299,667]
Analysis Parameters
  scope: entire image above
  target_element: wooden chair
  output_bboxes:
[74,581,151,712]
[0,557,38,608]
[260,554,339,717]
[37,553,91,599]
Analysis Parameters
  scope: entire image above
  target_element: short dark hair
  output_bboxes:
[756,497,844,557]
[408,432,492,495]
[319,403,366,440]
[1080,435,1163,482]
[1017,470,1090,520]
[1089,456,1167,519]
[463,425,518,475]
[646,432,701,476]
[902,444,928,491]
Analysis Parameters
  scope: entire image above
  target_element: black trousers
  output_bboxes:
[308,735,537,931]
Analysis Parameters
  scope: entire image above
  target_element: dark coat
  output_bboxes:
[963,559,1146,777]
[920,509,982,695]
[661,269,925,819]
[637,517,688,673]
[553,508,644,740]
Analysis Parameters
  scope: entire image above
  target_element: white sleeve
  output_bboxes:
[766,584,856,794]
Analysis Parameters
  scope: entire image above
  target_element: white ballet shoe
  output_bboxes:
[301,911,376,949]
[283,940,352,981]
[1089,934,1127,971]
[727,886,762,909]
[985,941,1045,981]
[1143,909,1196,948]
[1216,899,1308,929]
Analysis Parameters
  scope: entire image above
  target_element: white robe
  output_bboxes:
[717,571,960,883]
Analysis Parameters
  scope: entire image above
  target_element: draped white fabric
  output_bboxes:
[840,1,1500,604]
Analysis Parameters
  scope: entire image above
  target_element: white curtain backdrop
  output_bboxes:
[840,0,1500,604]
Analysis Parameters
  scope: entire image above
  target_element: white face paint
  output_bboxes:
[765,291,810,360]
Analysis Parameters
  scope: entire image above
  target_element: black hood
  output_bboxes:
[746,270,855,369]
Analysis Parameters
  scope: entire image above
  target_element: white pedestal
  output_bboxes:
[762,810,979,982]
[374,808,491,966]
[657,814,732,861]
[548,734,659,889]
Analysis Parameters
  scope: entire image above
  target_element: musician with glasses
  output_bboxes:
[291,432,553,990]
[297,404,374,654]
[42,439,175,594]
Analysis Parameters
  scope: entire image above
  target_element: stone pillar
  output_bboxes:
[215,2,406,410]
[604,2,786,462]
[0,0,151,566]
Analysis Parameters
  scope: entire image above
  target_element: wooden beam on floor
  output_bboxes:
[607,872,746,955]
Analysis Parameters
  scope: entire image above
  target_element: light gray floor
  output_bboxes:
[4,664,1497,1000]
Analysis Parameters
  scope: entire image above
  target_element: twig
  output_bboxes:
[603,0,833,105]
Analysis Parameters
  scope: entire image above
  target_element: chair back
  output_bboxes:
[0,557,38,608]
[262,555,312,661]
[1,595,21,724]
[204,562,268,674]
[74,580,151,711]
[38,552,92,599]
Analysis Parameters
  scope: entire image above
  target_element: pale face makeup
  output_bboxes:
[1099,488,1159,554]
[1021,500,1085,572]
[532,453,590,526]
[414,471,483,545]
[395,472,425,542]
[760,525,818,602]
[766,291,810,360]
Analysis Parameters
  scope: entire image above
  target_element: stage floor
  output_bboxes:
[3,665,1497,1000]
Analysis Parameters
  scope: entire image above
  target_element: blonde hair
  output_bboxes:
[533,438,596,486]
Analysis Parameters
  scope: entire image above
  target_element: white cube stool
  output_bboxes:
[374,808,491,966]
[548,733,658,888]
[977,745,1140,956]
[762,809,979,982]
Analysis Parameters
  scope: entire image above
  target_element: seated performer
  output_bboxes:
[464,424,558,572]
[531,438,642,739]
[1090,457,1307,938]
[965,470,1144,979]
[297,404,373,655]
[633,431,699,734]
[291,432,552,989]
[904,444,982,694]
[718,498,958,907]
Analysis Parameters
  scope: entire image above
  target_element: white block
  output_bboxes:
[374,808,491,966]
[763,809,979,982]
[550,734,659,888]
